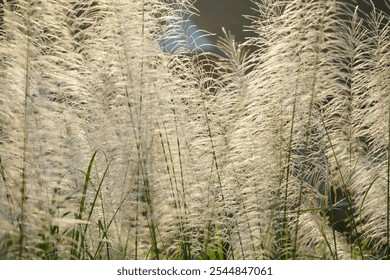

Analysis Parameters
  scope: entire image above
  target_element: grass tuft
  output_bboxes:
[0,0,389,259]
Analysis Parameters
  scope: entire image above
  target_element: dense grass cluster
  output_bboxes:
[0,0,389,259]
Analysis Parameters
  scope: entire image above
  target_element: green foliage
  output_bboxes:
[0,0,389,259]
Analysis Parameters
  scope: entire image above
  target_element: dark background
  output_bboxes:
[191,0,389,52]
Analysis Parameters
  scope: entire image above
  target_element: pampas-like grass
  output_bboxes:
[0,0,389,259]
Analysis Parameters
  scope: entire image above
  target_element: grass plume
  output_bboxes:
[0,0,389,259]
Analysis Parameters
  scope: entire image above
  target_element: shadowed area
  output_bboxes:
[159,0,257,56]
[191,0,257,45]
[192,0,389,45]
